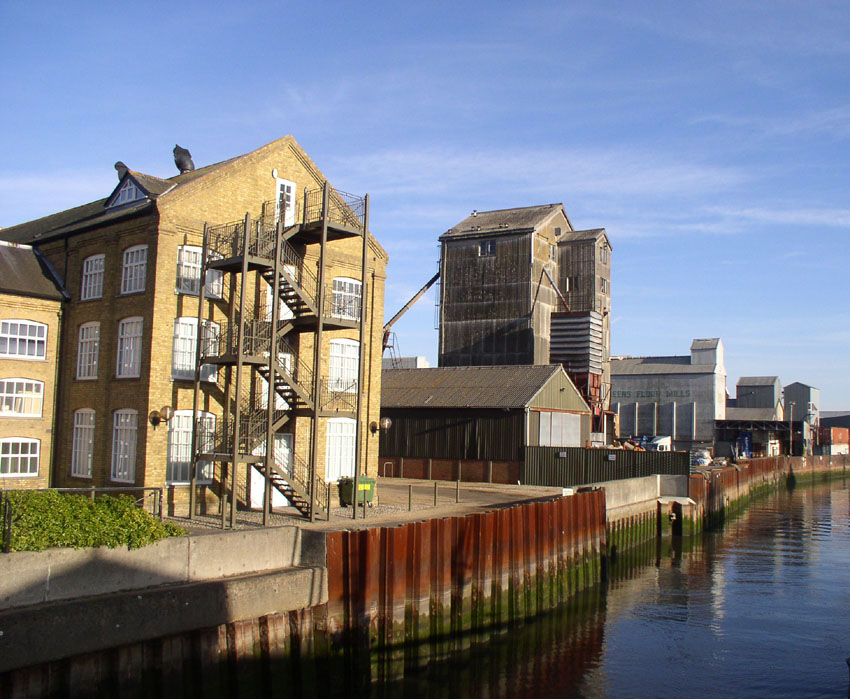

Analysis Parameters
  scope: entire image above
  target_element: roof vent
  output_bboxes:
[114,161,128,180]
[173,145,195,174]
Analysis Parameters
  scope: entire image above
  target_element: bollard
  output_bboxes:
[408,484,413,511]
[434,481,438,506]
[456,478,460,503]
[326,483,332,521]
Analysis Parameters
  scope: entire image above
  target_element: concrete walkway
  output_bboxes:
[172,477,567,535]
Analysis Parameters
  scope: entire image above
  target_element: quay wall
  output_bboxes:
[1,490,608,696]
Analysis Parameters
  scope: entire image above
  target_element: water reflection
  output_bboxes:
[364,480,850,698]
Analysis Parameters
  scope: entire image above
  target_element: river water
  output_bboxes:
[372,478,850,698]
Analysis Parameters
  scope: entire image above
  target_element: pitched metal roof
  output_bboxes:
[559,228,609,246]
[725,407,782,421]
[611,356,712,375]
[381,365,564,408]
[737,376,780,386]
[441,204,566,239]
[691,338,720,350]
[0,242,67,300]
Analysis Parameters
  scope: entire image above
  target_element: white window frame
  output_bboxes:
[0,379,44,417]
[166,410,215,484]
[176,245,223,298]
[110,409,138,483]
[116,317,143,378]
[325,417,356,482]
[275,178,297,227]
[81,254,105,300]
[601,277,610,294]
[76,322,100,379]
[478,240,496,257]
[328,338,359,393]
[0,437,40,477]
[109,179,145,208]
[0,320,47,360]
[71,409,95,478]
[331,277,362,321]
[120,244,147,294]
[172,317,219,382]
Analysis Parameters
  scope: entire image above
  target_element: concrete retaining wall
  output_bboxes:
[0,525,325,610]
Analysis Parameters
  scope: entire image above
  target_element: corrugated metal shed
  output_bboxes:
[382,365,574,409]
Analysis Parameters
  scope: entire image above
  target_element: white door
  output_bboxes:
[250,433,294,508]
[325,418,356,482]
[276,178,296,227]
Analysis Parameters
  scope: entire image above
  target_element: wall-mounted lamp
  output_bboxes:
[149,405,175,430]
[370,416,393,434]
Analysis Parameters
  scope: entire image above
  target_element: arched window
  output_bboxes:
[71,409,95,478]
[81,254,105,300]
[1,437,40,477]
[172,317,219,382]
[116,317,143,378]
[76,322,100,379]
[167,410,215,483]
[0,320,47,359]
[110,409,138,482]
[0,378,44,417]
[120,244,147,294]
[328,338,359,393]
[331,277,362,321]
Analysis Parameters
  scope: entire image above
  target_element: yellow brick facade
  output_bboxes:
[0,292,62,489]
[26,136,387,515]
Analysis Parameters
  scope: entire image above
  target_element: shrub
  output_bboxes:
[0,491,184,552]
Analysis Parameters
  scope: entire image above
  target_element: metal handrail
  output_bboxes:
[319,379,359,412]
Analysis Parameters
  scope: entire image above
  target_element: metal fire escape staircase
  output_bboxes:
[187,183,369,525]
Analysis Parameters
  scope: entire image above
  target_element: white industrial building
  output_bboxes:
[611,338,726,452]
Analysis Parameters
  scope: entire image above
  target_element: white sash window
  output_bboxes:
[71,409,95,478]
[110,410,138,483]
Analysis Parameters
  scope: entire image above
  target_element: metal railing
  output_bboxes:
[319,379,359,413]
[303,186,366,233]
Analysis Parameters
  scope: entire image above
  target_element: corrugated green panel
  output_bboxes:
[523,447,689,487]
[380,409,525,461]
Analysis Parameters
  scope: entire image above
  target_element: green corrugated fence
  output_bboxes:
[523,447,689,487]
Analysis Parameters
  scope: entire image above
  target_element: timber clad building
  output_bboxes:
[379,365,591,477]
[0,137,387,520]
[437,204,612,438]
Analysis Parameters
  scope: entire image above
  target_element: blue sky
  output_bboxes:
[2,1,848,409]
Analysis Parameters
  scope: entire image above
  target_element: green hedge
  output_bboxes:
[1,491,184,552]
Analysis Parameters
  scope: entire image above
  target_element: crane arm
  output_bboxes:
[382,272,440,350]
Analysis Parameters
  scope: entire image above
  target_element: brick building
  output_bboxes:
[0,241,67,489]
[0,137,387,520]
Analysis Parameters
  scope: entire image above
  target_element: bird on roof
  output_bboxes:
[173,145,195,174]
[114,161,129,180]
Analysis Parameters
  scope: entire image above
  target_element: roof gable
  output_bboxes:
[381,365,568,409]
[441,204,572,240]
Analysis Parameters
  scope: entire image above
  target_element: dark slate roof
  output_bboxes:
[381,365,563,409]
[0,157,236,245]
[725,407,781,420]
[737,376,780,386]
[611,356,712,375]
[441,204,566,239]
[691,338,720,350]
[559,228,607,244]
[0,242,67,301]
